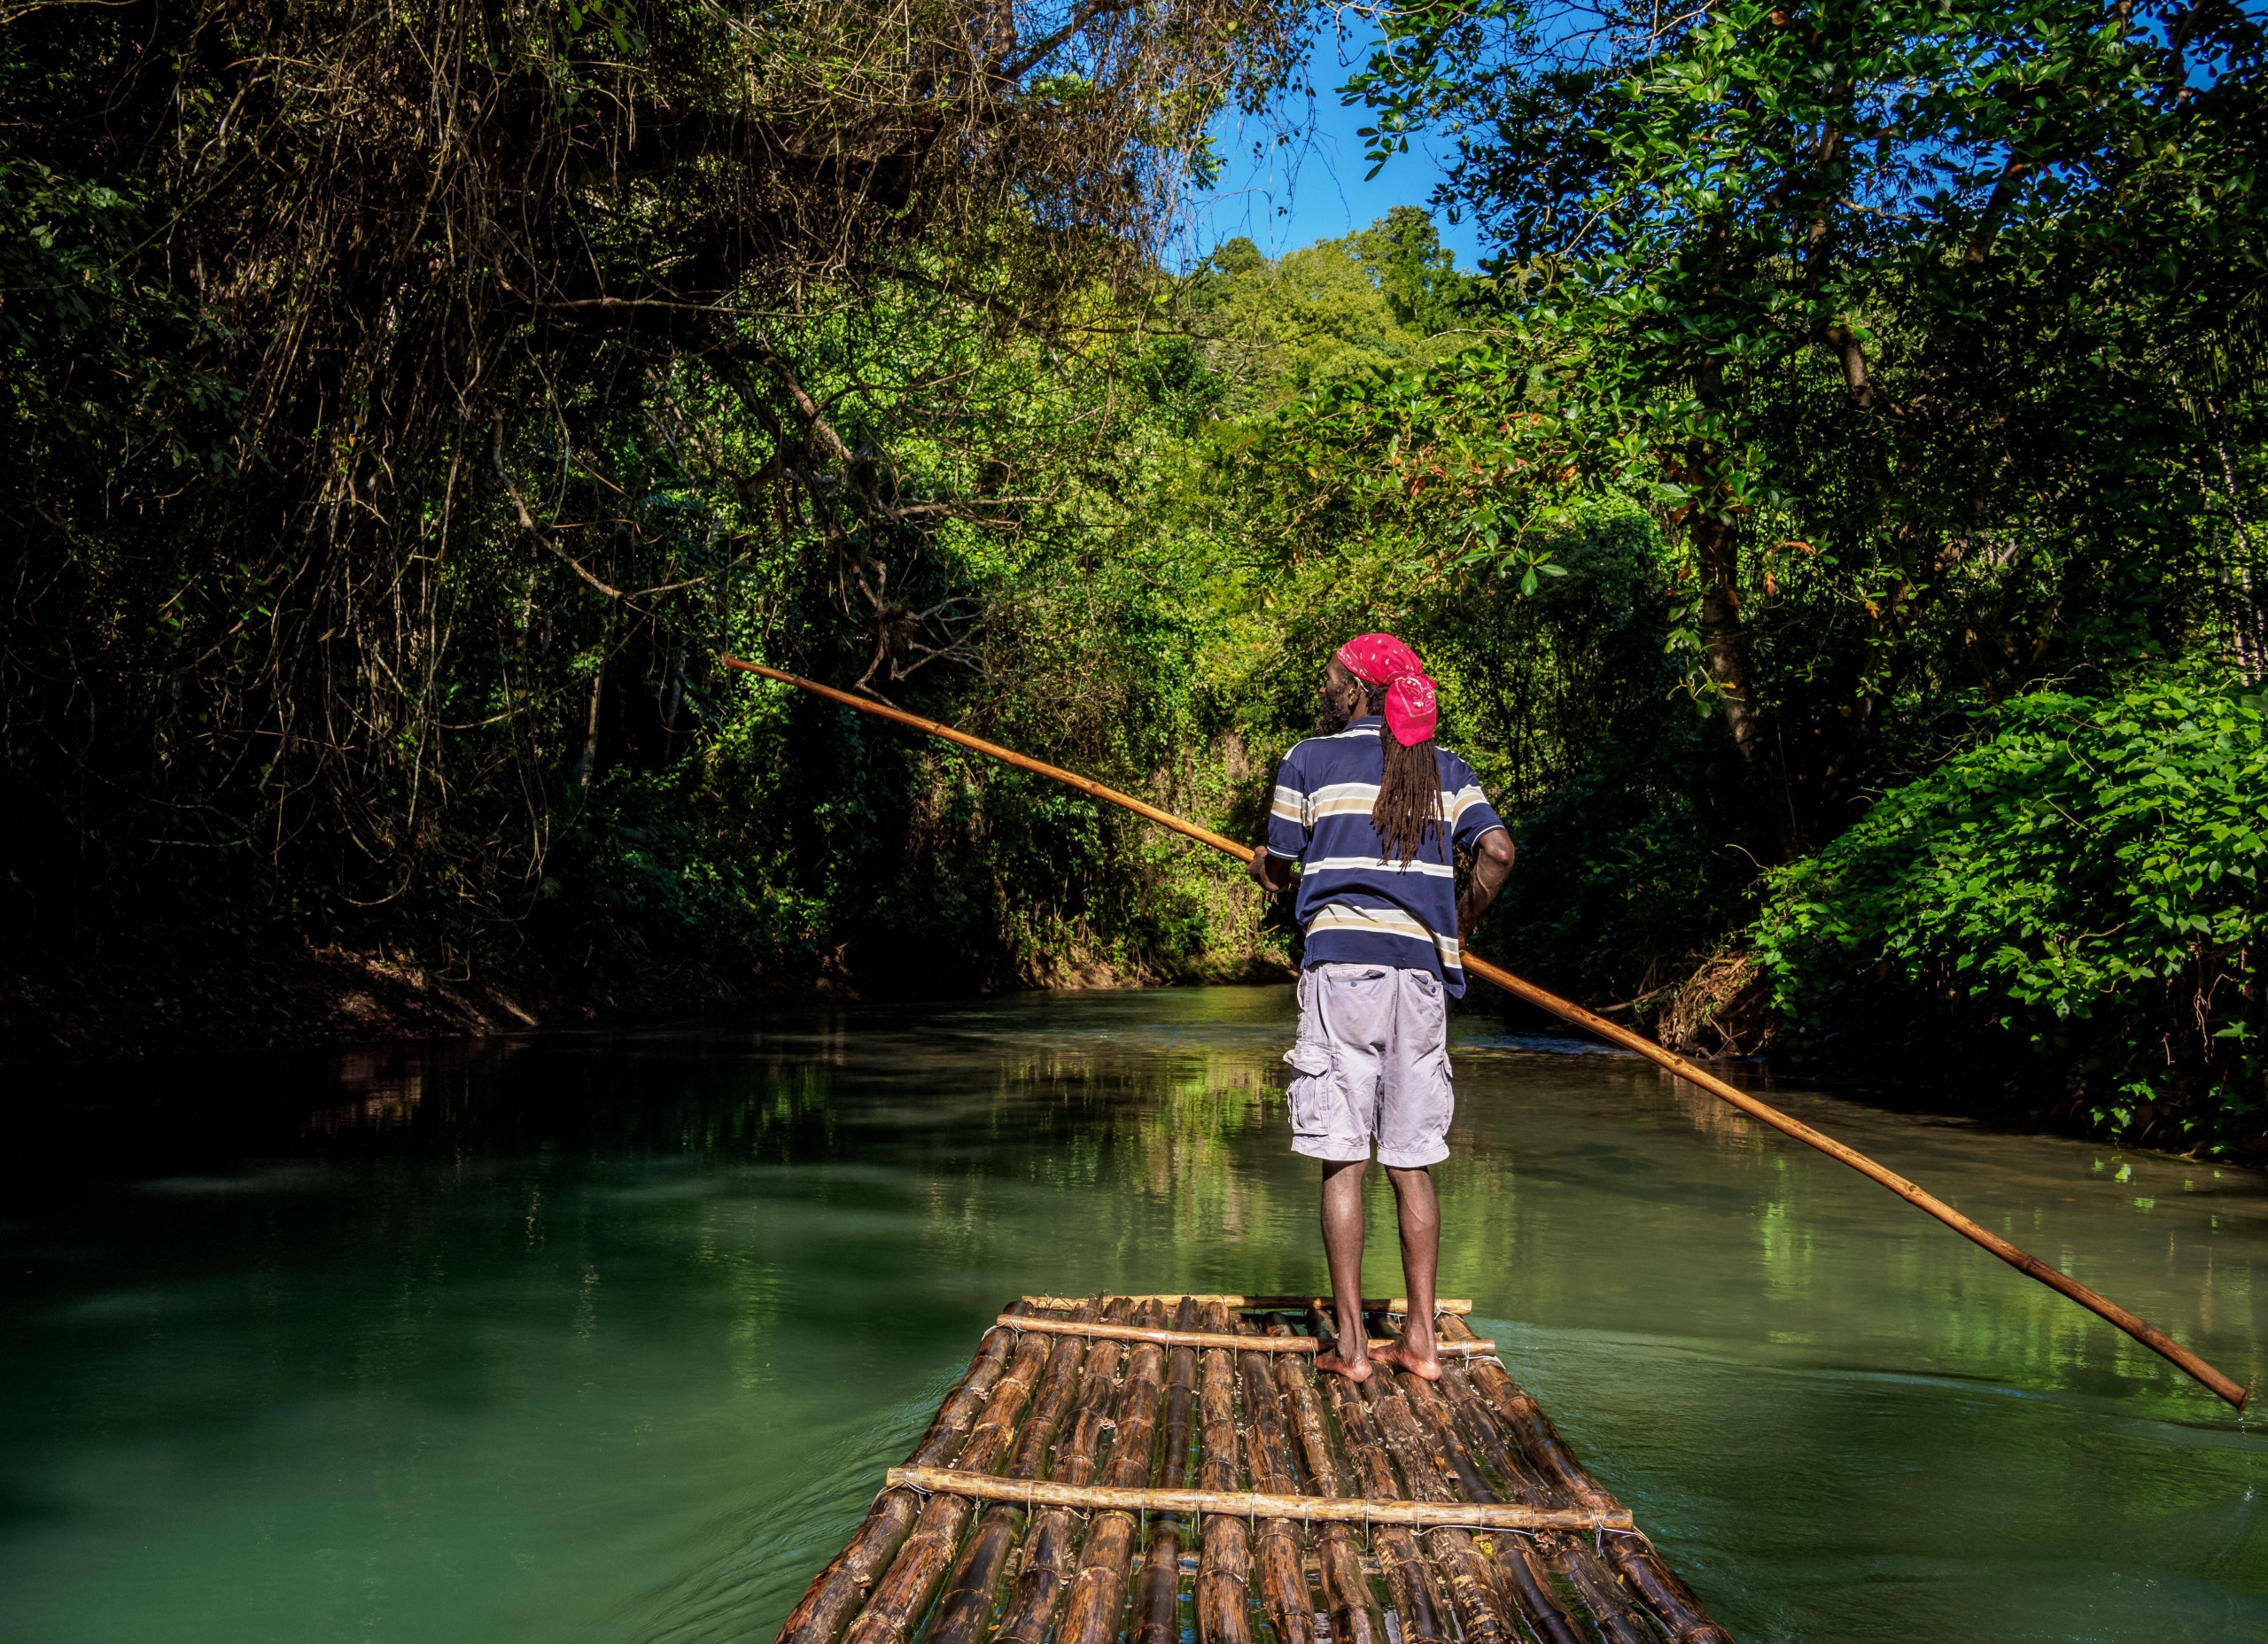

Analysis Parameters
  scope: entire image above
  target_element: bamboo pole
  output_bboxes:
[724,654,2248,1412]
[1438,1317,1733,1644]
[1383,1361,1589,1644]
[1322,1305,1570,1644]
[1130,1299,1202,1644]
[1193,1302,1255,1644]
[992,1300,1136,1644]
[925,1299,1101,1644]
[1418,1354,1662,1644]
[1055,1301,1170,1644]
[1342,1369,1524,1641]
[1463,950,2249,1413]
[1021,1293,1472,1316]
[999,1314,1494,1356]
[1232,1313,1317,1644]
[841,1318,1056,1644]
[774,1320,1021,1644]
[1309,1338,1449,1644]
[1262,1315,1385,1644]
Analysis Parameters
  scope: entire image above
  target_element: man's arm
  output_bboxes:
[1457,827,1515,938]
[1254,747,1309,896]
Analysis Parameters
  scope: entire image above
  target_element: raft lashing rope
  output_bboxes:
[777,1297,1736,1644]
[721,655,2249,1412]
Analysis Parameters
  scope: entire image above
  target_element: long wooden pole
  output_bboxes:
[1020,1292,1474,1314]
[719,654,2249,1411]
[997,1312,1495,1356]
[888,1468,1635,1533]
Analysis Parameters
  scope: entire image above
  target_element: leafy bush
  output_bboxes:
[1751,675,2268,1152]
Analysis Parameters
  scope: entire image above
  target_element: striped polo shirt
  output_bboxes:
[1265,716,1508,996]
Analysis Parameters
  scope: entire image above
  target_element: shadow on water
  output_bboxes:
[1,985,2264,1642]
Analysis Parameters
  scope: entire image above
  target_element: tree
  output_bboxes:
[1355,205,1475,335]
[1355,0,2268,853]
[1183,217,1458,414]
[0,0,1310,959]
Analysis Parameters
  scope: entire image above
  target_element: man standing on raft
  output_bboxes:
[1248,634,1515,1381]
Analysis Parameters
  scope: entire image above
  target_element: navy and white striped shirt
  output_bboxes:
[1265,717,1508,996]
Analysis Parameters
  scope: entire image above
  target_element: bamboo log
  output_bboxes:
[884,1470,1634,1532]
[1354,1376,1525,1644]
[1000,1314,1494,1356]
[1427,1366,1553,1508]
[1233,1312,1317,1644]
[1387,1368,1587,1644]
[1437,1319,1616,1516]
[1596,1538,1737,1644]
[921,1508,1016,1644]
[925,1299,1102,1644]
[1429,1364,1655,1644]
[1055,1301,1170,1644]
[725,654,2249,1412]
[774,1321,1021,1644]
[1263,1316,1385,1644]
[1422,1366,1662,1644]
[1021,1294,1472,1316]
[1194,1302,1255,1644]
[992,1300,1136,1644]
[841,1317,1057,1644]
[1480,1529,1589,1644]
[1391,1368,1499,1507]
[1553,1551,1663,1644]
[1437,1318,1734,1644]
[1130,1299,1201,1644]
[1387,1353,1596,1637]
[1312,1360,1449,1644]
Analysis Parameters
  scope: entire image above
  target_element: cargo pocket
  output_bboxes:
[1283,1039,1344,1143]
[1425,1051,1456,1137]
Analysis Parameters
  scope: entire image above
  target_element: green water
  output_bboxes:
[2,987,2264,1643]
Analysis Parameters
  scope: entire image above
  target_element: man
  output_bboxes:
[1247,633,1515,1381]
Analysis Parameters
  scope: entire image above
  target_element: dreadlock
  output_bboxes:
[1363,680,1448,865]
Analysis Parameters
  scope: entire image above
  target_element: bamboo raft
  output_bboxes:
[775,1296,1734,1644]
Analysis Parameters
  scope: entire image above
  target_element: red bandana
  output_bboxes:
[1334,632,1438,747]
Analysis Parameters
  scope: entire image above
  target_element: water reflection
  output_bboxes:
[0,987,2263,1644]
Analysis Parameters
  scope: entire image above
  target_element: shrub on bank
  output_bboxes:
[1751,674,2268,1154]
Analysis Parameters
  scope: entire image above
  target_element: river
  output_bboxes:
[2,986,2264,1642]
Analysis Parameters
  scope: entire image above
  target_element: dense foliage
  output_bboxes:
[0,0,1309,1021]
[1752,676,2267,1152]
[1351,0,2268,855]
[4,0,2264,1153]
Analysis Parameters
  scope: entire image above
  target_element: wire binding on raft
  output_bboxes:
[773,1292,1739,1644]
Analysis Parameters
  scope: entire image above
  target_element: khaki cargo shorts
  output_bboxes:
[1283,962,1454,1168]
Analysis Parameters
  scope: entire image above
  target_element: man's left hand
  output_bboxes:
[1458,828,1516,937]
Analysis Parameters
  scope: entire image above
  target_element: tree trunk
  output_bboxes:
[1691,508,1761,765]
[1690,492,1801,858]
[572,663,603,788]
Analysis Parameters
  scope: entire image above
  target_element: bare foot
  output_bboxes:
[1314,1346,1372,1383]
[1371,1338,1442,1381]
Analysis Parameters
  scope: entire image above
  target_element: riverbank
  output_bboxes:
[0,935,758,1062]
[0,926,1299,1064]
[10,936,2253,1179]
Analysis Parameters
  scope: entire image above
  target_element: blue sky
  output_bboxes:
[1172,21,1491,271]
